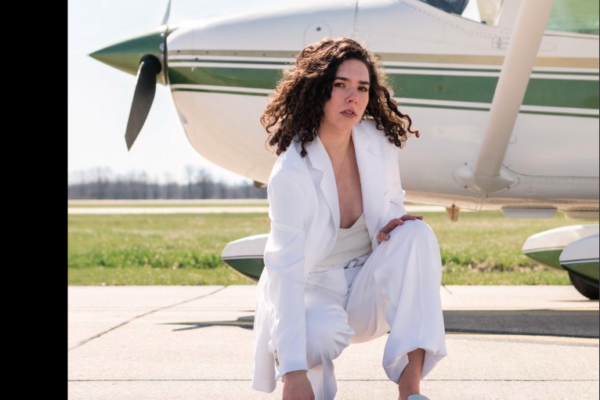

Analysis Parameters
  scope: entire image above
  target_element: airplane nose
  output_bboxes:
[88,26,167,78]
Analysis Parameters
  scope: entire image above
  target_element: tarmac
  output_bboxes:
[68,285,599,400]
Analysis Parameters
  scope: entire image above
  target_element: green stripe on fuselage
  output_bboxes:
[168,65,600,110]
[169,59,600,76]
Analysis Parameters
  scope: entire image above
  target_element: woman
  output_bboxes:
[252,37,447,400]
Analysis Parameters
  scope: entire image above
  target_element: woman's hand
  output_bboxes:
[282,370,315,400]
[377,215,424,244]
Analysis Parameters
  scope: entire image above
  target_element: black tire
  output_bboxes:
[568,272,599,300]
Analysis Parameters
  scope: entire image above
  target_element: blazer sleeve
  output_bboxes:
[375,144,408,237]
[263,172,308,379]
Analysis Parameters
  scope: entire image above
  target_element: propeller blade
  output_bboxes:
[162,0,172,26]
[124,56,162,150]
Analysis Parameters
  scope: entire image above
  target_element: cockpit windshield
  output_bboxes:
[416,0,503,26]
[417,0,599,35]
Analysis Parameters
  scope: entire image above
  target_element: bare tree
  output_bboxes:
[68,166,266,199]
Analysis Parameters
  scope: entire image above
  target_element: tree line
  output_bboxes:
[68,166,267,199]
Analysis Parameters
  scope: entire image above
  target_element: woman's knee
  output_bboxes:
[387,219,442,275]
[390,218,435,240]
[305,308,354,368]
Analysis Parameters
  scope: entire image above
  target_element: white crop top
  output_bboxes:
[316,212,373,267]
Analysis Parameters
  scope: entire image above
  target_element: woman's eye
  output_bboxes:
[335,83,368,92]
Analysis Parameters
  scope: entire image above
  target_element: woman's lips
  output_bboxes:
[341,111,356,118]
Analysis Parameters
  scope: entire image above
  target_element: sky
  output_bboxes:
[68,0,322,185]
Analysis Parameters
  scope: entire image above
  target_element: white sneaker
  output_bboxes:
[408,395,431,400]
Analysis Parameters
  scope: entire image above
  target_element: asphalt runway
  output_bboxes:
[68,285,599,399]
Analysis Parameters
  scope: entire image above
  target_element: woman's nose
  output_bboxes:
[347,90,359,102]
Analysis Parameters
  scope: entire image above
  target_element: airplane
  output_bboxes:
[88,0,599,299]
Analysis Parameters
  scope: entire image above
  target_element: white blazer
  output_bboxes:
[252,118,408,393]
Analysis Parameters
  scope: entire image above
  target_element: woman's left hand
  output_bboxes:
[377,215,424,243]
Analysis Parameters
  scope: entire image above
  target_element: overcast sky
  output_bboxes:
[68,0,321,185]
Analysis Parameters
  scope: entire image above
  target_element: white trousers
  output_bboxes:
[300,219,448,400]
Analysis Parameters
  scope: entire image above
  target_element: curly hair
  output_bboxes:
[261,37,420,158]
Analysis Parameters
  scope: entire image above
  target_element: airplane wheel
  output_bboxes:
[568,272,599,300]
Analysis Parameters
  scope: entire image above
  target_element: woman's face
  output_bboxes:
[321,59,370,133]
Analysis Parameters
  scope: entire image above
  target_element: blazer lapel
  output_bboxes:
[305,122,387,244]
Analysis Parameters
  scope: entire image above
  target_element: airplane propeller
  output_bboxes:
[88,0,173,151]
[124,0,172,151]
[124,56,162,150]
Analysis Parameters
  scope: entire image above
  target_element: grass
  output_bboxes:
[68,211,586,286]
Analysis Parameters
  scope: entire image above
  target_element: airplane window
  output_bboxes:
[546,0,599,35]
[417,0,504,26]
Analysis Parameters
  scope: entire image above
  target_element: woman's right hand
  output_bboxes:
[282,370,314,400]
[377,214,423,243]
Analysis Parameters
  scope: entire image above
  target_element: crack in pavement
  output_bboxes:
[68,286,228,352]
